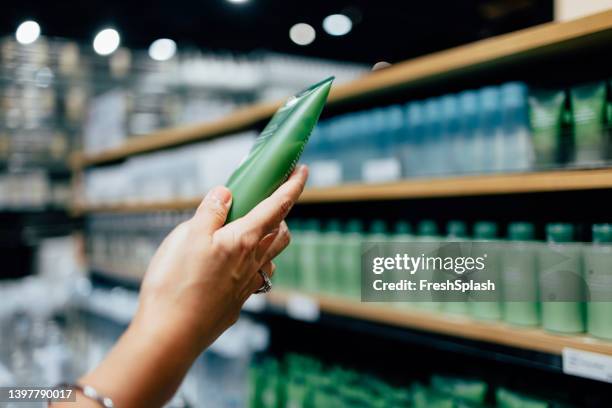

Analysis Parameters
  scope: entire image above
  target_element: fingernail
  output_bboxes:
[207,186,232,208]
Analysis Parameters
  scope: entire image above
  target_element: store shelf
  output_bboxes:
[266,290,612,357]
[72,10,612,168]
[73,168,612,213]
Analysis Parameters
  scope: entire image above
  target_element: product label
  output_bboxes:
[286,294,320,322]
[562,347,612,383]
[309,160,342,187]
[362,158,401,183]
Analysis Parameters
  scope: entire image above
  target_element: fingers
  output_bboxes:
[229,165,307,244]
[193,186,233,235]
[256,221,290,266]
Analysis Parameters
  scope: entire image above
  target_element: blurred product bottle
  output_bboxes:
[501,222,540,326]
[403,101,426,178]
[458,90,481,174]
[539,223,585,333]
[440,220,470,315]
[570,81,609,166]
[469,221,503,321]
[414,220,441,310]
[391,221,414,306]
[496,387,548,408]
[298,219,321,293]
[440,94,462,175]
[583,224,612,340]
[367,221,389,289]
[316,219,343,295]
[430,375,488,405]
[479,87,503,172]
[338,219,364,299]
[501,82,533,172]
[361,108,402,183]
[422,98,443,176]
[528,89,566,169]
[306,124,342,188]
[274,219,300,288]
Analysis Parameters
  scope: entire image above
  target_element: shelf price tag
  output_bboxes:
[562,347,612,383]
[286,294,320,322]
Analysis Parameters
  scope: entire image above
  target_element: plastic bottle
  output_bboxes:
[469,221,503,320]
[458,90,480,175]
[361,107,402,183]
[501,82,533,172]
[317,219,343,295]
[501,222,540,326]
[275,219,300,289]
[539,223,585,333]
[584,224,612,339]
[388,221,413,305]
[479,87,503,173]
[440,220,470,315]
[298,219,322,293]
[423,98,443,176]
[571,82,608,166]
[403,101,425,178]
[440,94,461,175]
[338,219,364,299]
[528,89,565,169]
[225,77,333,222]
[414,220,441,310]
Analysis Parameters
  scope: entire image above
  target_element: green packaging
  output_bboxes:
[430,375,488,404]
[501,222,541,326]
[441,221,470,315]
[496,387,548,408]
[469,221,503,321]
[226,77,333,222]
[298,219,321,293]
[570,82,608,165]
[584,224,612,340]
[528,89,566,168]
[317,219,343,295]
[415,220,441,310]
[391,221,414,306]
[274,219,300,288]
[338,219,363,299]
[538,223,585,333]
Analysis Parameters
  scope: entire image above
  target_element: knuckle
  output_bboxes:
[238,234,257,252]
[279,196,293,218]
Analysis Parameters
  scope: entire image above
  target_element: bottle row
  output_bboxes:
[251,353,554,408]
[0,172,71,210]
[274,219,612,340]
[303,79,612,186]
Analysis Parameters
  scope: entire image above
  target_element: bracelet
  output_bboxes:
[51,383,115,408]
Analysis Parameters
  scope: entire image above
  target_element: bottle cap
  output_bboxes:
[473,221,498,239]
[546,223,574,243]
[302,219,321,232]
[370,219,387,234]
[394,221,412,235]
[593,224,612,243]
[508,222,535,241]
[418,220,438,236]
[345,219,363,233]
[446,220,468,238]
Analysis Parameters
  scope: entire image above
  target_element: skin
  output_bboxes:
[52,165,308,408]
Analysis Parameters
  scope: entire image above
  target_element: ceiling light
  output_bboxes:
[226,0,249,3]
[93,28,120,56]
[15,21,41,45]
[323,14,352,36]
[148,38,176,61]
[289,23,316,46]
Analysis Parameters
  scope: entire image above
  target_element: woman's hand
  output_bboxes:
[69,165,308,408]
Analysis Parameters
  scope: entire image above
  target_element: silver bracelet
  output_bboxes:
[52,383,115,408]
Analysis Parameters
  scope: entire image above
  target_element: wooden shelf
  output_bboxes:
[73,168,612,213]
[72,11,612,168]
[267,290,612,356]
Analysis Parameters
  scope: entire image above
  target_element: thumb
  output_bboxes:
[193,186,233,234]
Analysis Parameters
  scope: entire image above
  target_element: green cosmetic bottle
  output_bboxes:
[571,82,608,166]
[415,220,441,311]
[339,219,364,299]
[299,219,322,293]
[275,219,300,289]
[584,224,612,340]
[539,223,585,333]
[317,219,343,295]
[391,221,414,306]
[501,222,540,326]
[225,77,333,222]
[441,220,470,316]
[469,221,503,321]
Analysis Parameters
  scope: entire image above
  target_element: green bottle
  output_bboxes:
[338,219,363,299]
[391,221,414,306]
[274,219,300,289]
[441,221,470,315]
[225,77,333,222]
[299,219,321,293]
[571,82,608,166]
[469,221,503,321]
[501,222,540,326]
[496,387,548,408]
[317,219,343,295]
[430,375,488,405]
[415,220,441,310]
[367,219,388,300]
[584,224,612,340]
[528,89,565,169]
[539,223,585,333]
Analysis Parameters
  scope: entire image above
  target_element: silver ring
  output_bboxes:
[255,269,272,294]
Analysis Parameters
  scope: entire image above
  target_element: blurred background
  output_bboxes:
[1,0,612,407]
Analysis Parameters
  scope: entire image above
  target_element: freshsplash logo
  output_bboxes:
[371,253,487,276]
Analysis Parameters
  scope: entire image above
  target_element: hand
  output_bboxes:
[72,165,308,408]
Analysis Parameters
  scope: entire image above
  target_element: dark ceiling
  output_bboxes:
[2,0,553,63]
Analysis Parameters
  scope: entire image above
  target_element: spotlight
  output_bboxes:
[15,21,41,45]
[93,28,120,56]
[289,23,316,46]
[148,39,177,61]
[323,14,352,36]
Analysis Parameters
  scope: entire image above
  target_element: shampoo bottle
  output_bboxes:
[539,223,585,333]
[225,77,333,222]
[441,220,470,315]
[298,219,322,294]
[584,224,612,340]
[469,221,503,320]
[339,219,364,299]
[317,219,343,295]
[415,220,441,310]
